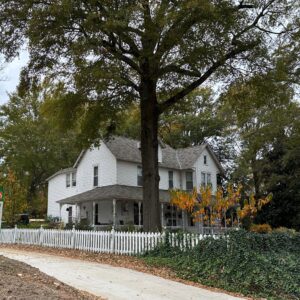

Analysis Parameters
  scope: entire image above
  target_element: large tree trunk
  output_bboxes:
[140,79,161,232]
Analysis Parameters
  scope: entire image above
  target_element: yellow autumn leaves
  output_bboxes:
[170,184,272,227]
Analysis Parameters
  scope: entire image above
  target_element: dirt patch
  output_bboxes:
[0,254,104,300]
[0,244,252,299]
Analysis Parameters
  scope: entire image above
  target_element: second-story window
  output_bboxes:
[207,173,212,187]
[186,171,193,190]
[66,173,71,188]
[204,155,207,165]
[201,172,206,186]
[137,166,143,186]
[168,171,174,189]
[93,166,99,187]
[72,172,76,187]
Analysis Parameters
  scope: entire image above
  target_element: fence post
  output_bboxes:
[13,225,18,244]
[39,225,44,246]
[71,225,76,249]
[161,226,166,246]
[110,227,115,254]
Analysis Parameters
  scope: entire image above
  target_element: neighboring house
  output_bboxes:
[47,136,224,231]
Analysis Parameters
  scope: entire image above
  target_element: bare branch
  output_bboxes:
[158,64,202,77]
[158,42,259,114]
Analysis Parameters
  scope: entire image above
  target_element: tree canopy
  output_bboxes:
[0,0,298,230]
[0,77,80,216]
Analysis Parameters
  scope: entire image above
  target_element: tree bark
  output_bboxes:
[140,78,161,232]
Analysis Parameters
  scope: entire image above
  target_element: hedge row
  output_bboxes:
[143,230,300,300]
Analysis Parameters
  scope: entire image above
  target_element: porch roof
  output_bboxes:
[56,184,171,205]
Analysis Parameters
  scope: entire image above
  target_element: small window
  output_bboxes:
[207,173,212,187]
[186,171,193,191]
[204,155,207,165]
[137,166,143,186]
[201,172,206,187]
[72,172,76,187]
[66,173,71,188]
[168,171,174,189]
[93,166,99,187]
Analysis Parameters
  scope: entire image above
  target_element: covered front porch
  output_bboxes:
[56,184,212,232]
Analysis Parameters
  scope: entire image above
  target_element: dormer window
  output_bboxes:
[204,155,207,165]
[93,166,99,187]
[66,173,71,188]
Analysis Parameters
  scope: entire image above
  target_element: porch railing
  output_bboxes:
[0,226,229,255]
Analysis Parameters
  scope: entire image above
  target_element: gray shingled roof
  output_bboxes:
[105,136,224,172]
[57,184,171,204]
[46,167,76,182]
[177,145,206,169]
[50,136,223,182]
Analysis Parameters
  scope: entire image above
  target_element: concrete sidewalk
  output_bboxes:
[0,248,245,300]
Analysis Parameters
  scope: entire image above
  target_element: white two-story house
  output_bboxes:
[47,136,224,230]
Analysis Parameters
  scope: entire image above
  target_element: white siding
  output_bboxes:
[47,142,117,223]
[194,148,219,192]
[117,161,181,190]
[47,173,78,223]
[76,143,117,193]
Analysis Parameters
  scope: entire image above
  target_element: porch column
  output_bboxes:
[112,199,116,228]
[161,203,164,228]
[59,203,62,222]
[74,204,78,223]
[92,201,95,226]
[78,203,81,222]
[138,201,142,226]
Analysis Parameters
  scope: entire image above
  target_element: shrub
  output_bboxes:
[250,223,272,233]
[273,227,297,235]
[143,230,300,300]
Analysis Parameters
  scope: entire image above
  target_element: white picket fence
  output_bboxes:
[0,226,219,255]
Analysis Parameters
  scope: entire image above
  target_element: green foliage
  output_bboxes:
[220,67,300,230]
[143,230,300,300]
[0,170,28,226]
[0,0,298,230]
[0,80,81,216]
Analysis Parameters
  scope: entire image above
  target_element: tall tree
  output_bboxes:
[0,77,80,216]
[0,0,297,230]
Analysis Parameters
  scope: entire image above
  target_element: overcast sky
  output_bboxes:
[0,50,29,105]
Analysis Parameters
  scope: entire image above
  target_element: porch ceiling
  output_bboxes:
[56,184,171,205]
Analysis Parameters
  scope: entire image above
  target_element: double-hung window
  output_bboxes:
[207,173,212,187]
[168,171,174,189]
[186,171,193,191]
[201,172,206,187]
[137,166,143,186]
[93,166,99,187]
[66,173,71,188]
[71,172,76,187]
[201,172,212,188]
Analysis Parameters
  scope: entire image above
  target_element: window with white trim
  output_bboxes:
[72,172,76,187]
[66,173,71,188]
[168,171,174,189]
[201,172,206,187]
[137,166,143,186]
[201,172,212,188]
[186,171,193,191]
[204,155,207,165]
[207,173,212,187]
[93,166,99,187]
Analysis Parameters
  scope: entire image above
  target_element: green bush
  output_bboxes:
[143,230,300,300]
